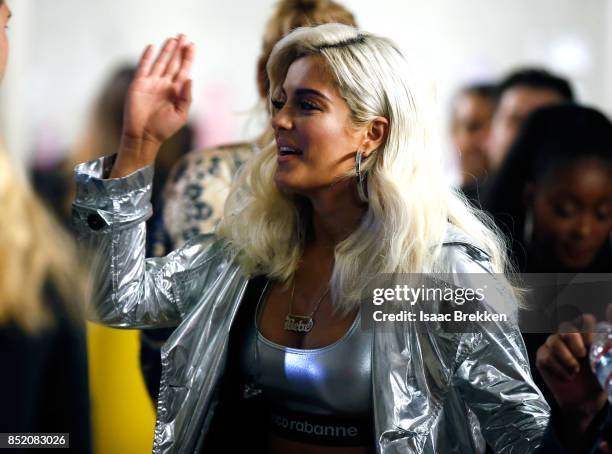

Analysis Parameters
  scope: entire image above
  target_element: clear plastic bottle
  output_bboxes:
[590,321,612,402]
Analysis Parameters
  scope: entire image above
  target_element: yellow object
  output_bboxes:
[87,323,156,454]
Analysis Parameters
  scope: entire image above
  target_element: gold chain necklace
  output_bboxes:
[284,277,330,333]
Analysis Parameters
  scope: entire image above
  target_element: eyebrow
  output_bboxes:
[281,87,332,103]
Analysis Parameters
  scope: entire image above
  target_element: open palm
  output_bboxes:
[123,35,195,148]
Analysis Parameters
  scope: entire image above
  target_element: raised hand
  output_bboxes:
[111,35,195,178]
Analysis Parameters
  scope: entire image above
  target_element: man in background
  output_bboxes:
[487,68,574,172]
[450,83,497,205]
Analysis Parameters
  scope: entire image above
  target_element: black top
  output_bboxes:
[201,276,269,451]
[0,288,91,454]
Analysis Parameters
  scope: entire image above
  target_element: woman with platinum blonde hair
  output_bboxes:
[218,24,508,309]
[74,24,549,453]
[0,1,91,448]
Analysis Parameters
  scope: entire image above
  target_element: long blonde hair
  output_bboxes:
[0,147,85,333]
[218,24,510,312]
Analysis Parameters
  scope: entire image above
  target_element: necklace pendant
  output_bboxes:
[242,382,262,399]
[284,314,314,333]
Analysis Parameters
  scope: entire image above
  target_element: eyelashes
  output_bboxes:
[299,100,319,111]
[553,204,612,221]
[270,99,321,112]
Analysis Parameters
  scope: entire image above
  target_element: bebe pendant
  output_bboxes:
[284,314,314,333]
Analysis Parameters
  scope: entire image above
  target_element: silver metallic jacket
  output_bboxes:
[73,156,550,454]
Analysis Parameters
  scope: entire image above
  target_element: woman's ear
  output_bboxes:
[362,116,389,158]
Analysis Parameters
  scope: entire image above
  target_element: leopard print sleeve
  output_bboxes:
[161,142,255,249]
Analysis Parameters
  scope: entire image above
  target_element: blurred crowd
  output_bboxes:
[1,0,611,453]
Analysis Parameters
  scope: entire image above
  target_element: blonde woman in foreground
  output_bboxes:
[0,1,90,451]
[73,25,549,453]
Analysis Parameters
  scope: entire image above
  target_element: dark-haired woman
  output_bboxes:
[484,103,612,274]
[484,104,612,446]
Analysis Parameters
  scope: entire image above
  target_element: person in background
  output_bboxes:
[0,2,91,451]
[485,104,612,421]
[30,65,194,436]
[486,104,612,274]
[32,65,194,254]
[486,68,574,174]
[536,319,611,453]
[450,82,497,206]
[33,65,192,450]
[139,0,359,405]
[32,67,137,226]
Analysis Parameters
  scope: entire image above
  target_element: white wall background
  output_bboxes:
[1,0,611,165]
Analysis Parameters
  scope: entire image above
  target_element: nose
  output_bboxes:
[572,213,593,239]
[271,104,293,132]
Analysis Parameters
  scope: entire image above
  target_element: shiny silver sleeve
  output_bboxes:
[454,325,550,452]
[374,244,550,453]
[451,265,550,452]
[72,155,216,329]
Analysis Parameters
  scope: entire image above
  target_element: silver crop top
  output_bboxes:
[240,281,373,417]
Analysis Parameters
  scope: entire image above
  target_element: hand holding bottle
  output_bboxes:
[536,310,612,452]
[536,314,608,432]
